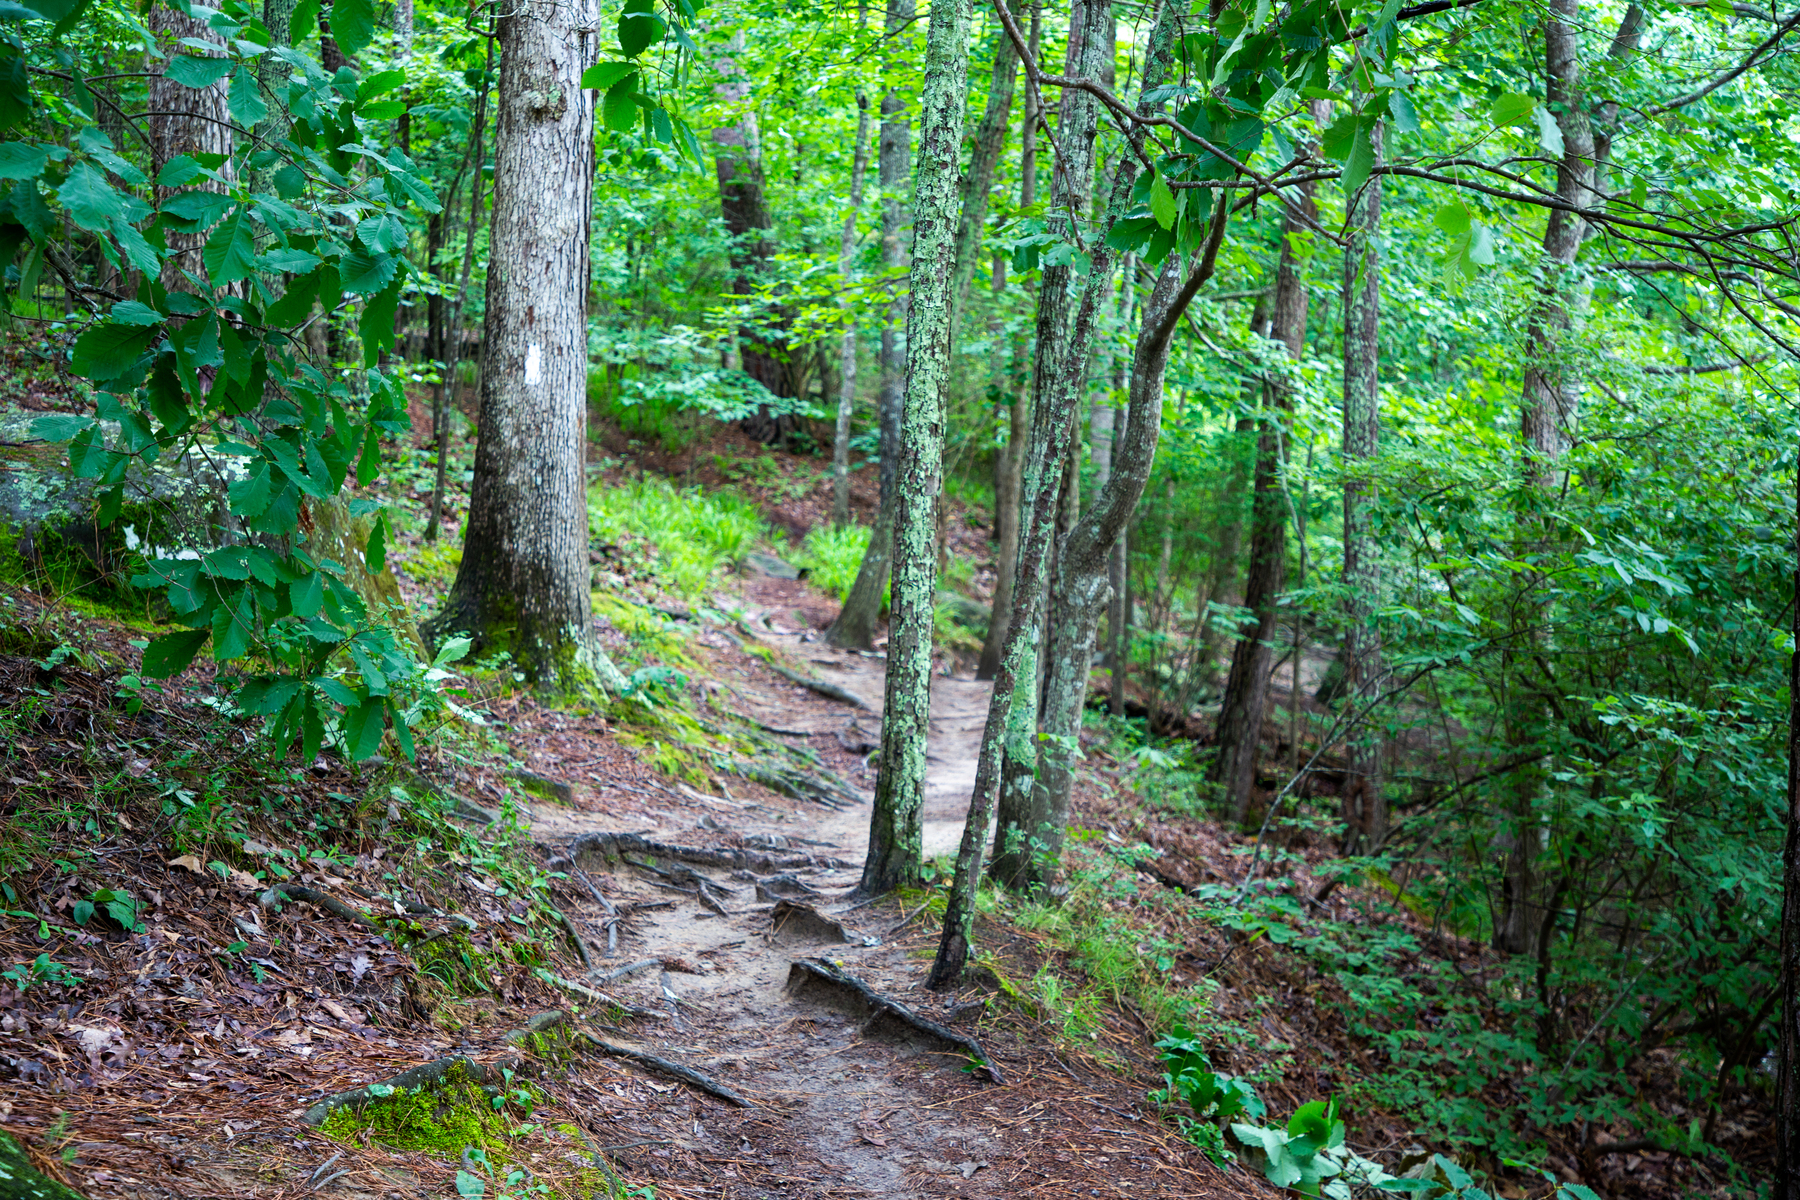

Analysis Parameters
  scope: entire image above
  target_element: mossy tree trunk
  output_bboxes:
[426,0,626,697]
[828,0,914,652]
[858,0,971,897]
[831,81,873,529]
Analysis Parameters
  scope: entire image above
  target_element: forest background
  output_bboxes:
[1,0,1799,1196]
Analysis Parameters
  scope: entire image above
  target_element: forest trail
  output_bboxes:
[516,596,1242,1199]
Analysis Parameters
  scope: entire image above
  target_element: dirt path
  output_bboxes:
[520,598,1239,1199]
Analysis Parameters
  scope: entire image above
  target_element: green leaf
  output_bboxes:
[203,206,258,286]
[454,1171,486,1200]
[358,278,403,363]
[213,589,255,660]
[156,155,204,188]
[356,213,407,253]
[357,69,405,101]
[141,628,211,678]
[581,61,635,91]
[618,9,666,56]
[71,321,159,381]
[1533,105,1565,156]
[1320,112,1361,162]
[365,511,387,574]
[229,462,273,517]
[602,74,640,133]
[10,177,50,241]
[358,100,405,119]
[1341,120,1376,195]
[30,414,93,442]
[108,300,163,326]
[290,571,324,618]
[345,697,386,760]
[338,248,398,295]
[57,161,122,232]
[0,140,45,179]
[273,162,306,199]
[164,54,233,90]
[330,0,375,56]
[1387,90,1419,136]
[1148,172,1178,230]
[1490,92,1536,127]
[0,49,27,135]
[228,64,268,126]
[110,213,159,275]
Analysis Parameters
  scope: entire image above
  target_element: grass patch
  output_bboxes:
[795,522,874,604]
[589,478,765,600]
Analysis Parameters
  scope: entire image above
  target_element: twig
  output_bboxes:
[593,958,660,984]
[259,883,384,932]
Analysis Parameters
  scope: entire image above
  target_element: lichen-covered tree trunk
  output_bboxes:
[832,89,873,528]
[1211,172,1320,824]
[828,0,914,651]
[948,1,1020,325]
[858,0,972,897]
[426,0,625,697]
[976,1,1040,682]
[1339,122,1385,854]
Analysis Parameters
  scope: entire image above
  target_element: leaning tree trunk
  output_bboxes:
[858,0,972,897]
[987,0,1112,891]
[832,87,874,529]
[711,30,792,440]
[425,0,626,696]
[1495,0,1598,953]
[976,0,1040,682]
[827,0,915,651]
[149,6,232,291]
[1339,122,1386,856]
[1211,169,1320,824]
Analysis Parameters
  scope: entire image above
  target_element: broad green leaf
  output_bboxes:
[71,321,158,380]
[204,206,258,285]
[1149,172,1178,230]
[57,161,122,231]
[290,571,324,618]
[109,300,163,326]
[0,140,44,179]
[273,162,306,199]
[162,188,232,231]
[358,278,403,363]
[602,74,640,133]
[109,213,159,275]
[1534,105,1565,156]
[357,69,405,101]
[156,155,204,188]
[1320,112,1361,162]
[345,697,387,760]
[581,60,635,91]
[356,213,407,253]
[364,511,387,574]
[1342,121,1376,195]
[213,589,255,660]
[141,628,211,679]
[1387,90,1419,136]
[1490,92,1536,127]
[330,0,375,56]
[163,54,233,90]
[338,248,398,295]
[618,9,666,56]
[0,48,27,134]
[228,65,267,126]
[30,413,93,442]
[10,177,50,241]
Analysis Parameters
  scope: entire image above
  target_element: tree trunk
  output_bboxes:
[976,1,1040,682]
[1339,122,1385,854]
[988,0,1114,893]
[426,42,492,544]
[149,6,232,291]
[425,0,625,696]
[1779,460,1800,1199]
[711,30,791,440]
[1496,0,1601,954]
[949,1,1020,326]
[1210,167,1320,824]
[832,88,874,529]
[858,0,972,897]
[827,0,915,651]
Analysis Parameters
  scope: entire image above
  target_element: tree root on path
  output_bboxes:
[784,958,1004,1084]
[535,969,670,1021]
[760,660,873,711]
[301,1010,751,1128]
[566,830,849,874]
[258,883,384,932]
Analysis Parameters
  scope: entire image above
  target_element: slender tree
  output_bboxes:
[1781,463,1800,1198]
[1339,123,1384,854]
[1211,167,1321,823]
[425,0,627,695]
[827,0,915,651]
[831,88,873,529]
[859,0,972,896]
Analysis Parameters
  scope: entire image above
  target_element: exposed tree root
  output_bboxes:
[567,830,848,873]
[258,883,384,932]
[760,660,873,710]
[784,958,1004,1084]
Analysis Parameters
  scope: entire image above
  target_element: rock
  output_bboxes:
[768,900,876,947]
[515,771,575,806]
[740,551,800,580]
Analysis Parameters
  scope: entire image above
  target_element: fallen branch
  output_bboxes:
[593,958,661,984]
[785,959,1003,1084]
[259,883,384,932]
[762,661,873,710]
[552,907,596,970]
[582,1035,754,1108]
[535,968,670,1021]
[570,862,620,956]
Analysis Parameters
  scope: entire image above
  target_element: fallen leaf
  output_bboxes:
[169,855,205,874]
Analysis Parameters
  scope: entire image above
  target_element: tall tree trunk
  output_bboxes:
[425,1,625,696]
[987,0,1114,892]
[1105,252,1133,715]
[1210,167,1320,823]
[832,87,874,529]
[426,42,492,544]
[976,0,1040,682]
[711,30,791,439]
[1779,462,1800,1200]
[859,0,972,896]
[1495,0,1602,954]
[149,6,232,291]
[949,1,1020,326]
[1339,123,1385,855]
[827,0,915,651]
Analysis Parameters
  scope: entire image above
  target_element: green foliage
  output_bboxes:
[589,477,764,600]
[1,951,80,991]
[795,521,870,602]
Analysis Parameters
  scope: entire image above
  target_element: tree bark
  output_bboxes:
[859,0,972,897]
[949,1,1020,326]
[1779,459,1800,1199]
[832,88,874,529]
[827,0,915,651]
[711,30,791,439]
[1339,122,1385,855]
[1210,168,1320,824]
[976,0,1040,682]
[425,0,626,696]
[149,6,232,291]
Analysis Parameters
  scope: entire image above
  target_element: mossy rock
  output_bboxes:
[0,1133,88,1200]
